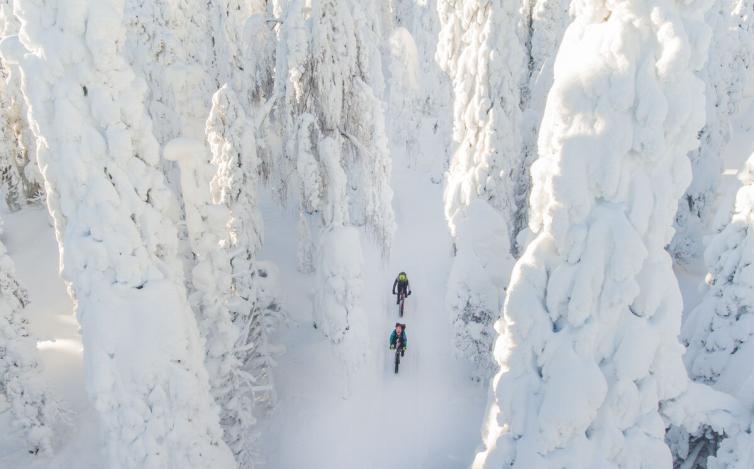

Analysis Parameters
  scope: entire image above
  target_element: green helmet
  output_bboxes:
[399,272,407,281]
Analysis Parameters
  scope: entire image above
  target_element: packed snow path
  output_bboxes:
[260,162,487,468]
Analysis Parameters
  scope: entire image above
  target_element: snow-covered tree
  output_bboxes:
[240,6,281,181]
[164,135,251,462]
[125,4,280,462]
[445,200,514,380]
[472,0,710,466]
[273,0,394,246]
[385,27,422,160]
[513,0,573,248]
[206,84,280,465]
[0,216,56,455]
[311,136,366,350]
[0,2,41,210]
[437,0,527,243]
[436,0,526,377]
[684,151,754,402]
[670,0,754,266]
[393,0,452,105]
[707,419,754,469]
[390,0,453,181]
[0,94,23,211]
[271,0,395,357]
[123,0,264,144]
[663,381,749,468]
[149,0,217,141]
[4,1,234,466]
[123,2,284,461]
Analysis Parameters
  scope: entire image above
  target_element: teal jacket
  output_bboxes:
[389,330,407,348]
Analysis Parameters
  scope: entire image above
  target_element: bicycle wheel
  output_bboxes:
[399,297,404,317]
[394,348,400,374]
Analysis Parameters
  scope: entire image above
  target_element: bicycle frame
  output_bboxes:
[394,339,403,374]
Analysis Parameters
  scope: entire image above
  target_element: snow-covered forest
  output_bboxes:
[0,0,753,467]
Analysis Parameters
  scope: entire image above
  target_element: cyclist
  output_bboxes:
[389,323,407,357]
[392,271,411,304]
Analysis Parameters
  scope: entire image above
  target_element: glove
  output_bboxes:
[408,291,412,296]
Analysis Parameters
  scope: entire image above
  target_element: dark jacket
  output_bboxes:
[392,275,410,295]
[389,330,407,348]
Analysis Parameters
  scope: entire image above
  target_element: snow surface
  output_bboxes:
[3,1,754,467]
[258,158,487,468]
[0,157,487,469]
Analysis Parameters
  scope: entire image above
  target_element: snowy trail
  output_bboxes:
[260,163,487,468]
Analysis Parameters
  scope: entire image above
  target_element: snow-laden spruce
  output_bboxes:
[437,0,527,248]
[206,84,281,466]
[707,417,754,469]
[389,0,454,181]
[274,0,395,251]
[385,27,422,160]
[164,136,251,462]
[122,0,200,145]
[663,378,751,467]
[514,0,573,246]
[436,0,525,378]
[0,216,56,455]
[3,1,234,466]
[126,3,281,462]
[670,0,754,266]
[0,73,24,211]
[675,149,754,467]
[271,0,395,358]
[0,2,40,210]
[473,0,711,466]
[123,0,256,145]
[445,200,514,380]
[684,150,754,402]
[150,0,216,140]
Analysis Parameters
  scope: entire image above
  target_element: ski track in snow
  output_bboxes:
[259,162,487,469]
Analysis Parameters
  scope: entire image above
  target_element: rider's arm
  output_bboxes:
[389,331,396,347]
[392,278,398,294]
